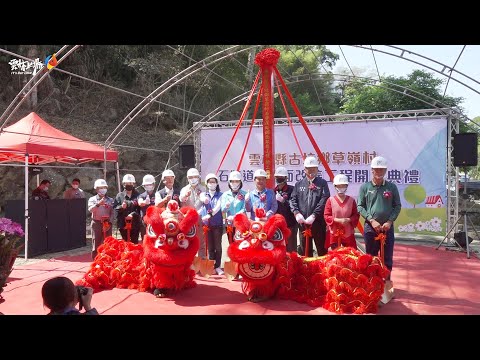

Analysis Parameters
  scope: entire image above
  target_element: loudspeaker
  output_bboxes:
[453,133,478,167]
[454,231,473,248]
[179,144,195,169]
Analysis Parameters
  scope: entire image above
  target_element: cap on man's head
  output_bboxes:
[40,179,51,185]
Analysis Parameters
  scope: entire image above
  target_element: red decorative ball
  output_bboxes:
[255,48,280,68]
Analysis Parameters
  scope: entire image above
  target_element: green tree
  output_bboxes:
[272,45,341,117]
[339,70,464,114]
[404,184,427,208]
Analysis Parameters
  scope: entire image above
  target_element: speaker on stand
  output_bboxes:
[453,133,478,167]
[178,144,195,170]
[437,132,479,258]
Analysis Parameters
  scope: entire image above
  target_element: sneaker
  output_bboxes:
[215,267,224,276]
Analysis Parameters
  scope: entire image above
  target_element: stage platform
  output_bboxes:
[1,240,480,315]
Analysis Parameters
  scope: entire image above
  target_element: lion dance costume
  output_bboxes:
[77,200,200,298]
[227,209,389,314]
[78,204,388,313]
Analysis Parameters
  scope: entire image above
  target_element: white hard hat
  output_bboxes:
[304,156,319,168]
[371,156,388,169]
[187,168,200,177]
[94,179,108,189]
[274,166,288,177]
[228,170,242,181]
[253,169,267,179]
[205,173,218,183]
[333,174,349,186]
[122,174,136,183]
[142,174,155,186]
[161,169,175,180]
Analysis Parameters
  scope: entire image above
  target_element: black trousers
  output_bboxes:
[119,228,140,244]
[298,220,327,257]
[286,223,299,253]
[207,226,224,269]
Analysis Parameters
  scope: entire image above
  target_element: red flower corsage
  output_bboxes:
[196,189,201,196]
[259,193,267,202]
[383,191,392,199]
[308,183,317,191]
[282,193,289,200]
[237,194,244,201]
[207,208,213,214]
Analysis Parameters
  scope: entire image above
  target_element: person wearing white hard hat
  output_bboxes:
[245,168,278,221]
[220,170,248,280]
[87,179,114,260]
[113,173,141,244]
[137,174,157,242]
[155,169,180,208]
[290,156,330,257]
[179,168,206,261]
[357,156,401,292]
[274,166,298,253]
[324,174,360,251]
[220,170,248,224]
[199,173,224,275]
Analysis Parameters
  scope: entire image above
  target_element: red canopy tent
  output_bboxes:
[0,112,118,164]
[0,112,119,259]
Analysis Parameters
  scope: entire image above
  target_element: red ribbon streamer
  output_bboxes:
[374,232,387,266]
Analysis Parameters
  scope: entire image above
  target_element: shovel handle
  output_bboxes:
[302,224,312,257]
[203,219,210,258]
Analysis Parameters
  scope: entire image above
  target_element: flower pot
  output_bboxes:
[0,251,17,296]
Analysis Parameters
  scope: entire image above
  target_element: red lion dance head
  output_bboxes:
[227,208,290,301]
[77,201,201,298]
[143,200,199,269]
[140,201,200,296]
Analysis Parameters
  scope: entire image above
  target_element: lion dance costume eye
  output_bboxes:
[77,200,200,299]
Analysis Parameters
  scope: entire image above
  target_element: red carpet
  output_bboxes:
[1,243,480,315]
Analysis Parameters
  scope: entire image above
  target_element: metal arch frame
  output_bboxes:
[176,70,477,161]
[102,45,255,173]
[0,46,206,125]
[0,45,81,131]
[103,46,254,149]
[349,45,480,97]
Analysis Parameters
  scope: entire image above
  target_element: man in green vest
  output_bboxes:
[357,156,401,303]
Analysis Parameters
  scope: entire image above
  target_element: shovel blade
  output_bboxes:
[380,280,394,304]
[199,259,215,278]
[193,256,201,273]
[224,261,238,281]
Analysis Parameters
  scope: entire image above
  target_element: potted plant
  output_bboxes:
[0,218,25,298]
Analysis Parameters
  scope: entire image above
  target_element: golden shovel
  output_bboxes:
[192,256,201,273]
[199,224,215,278]
[223,222,238,281]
